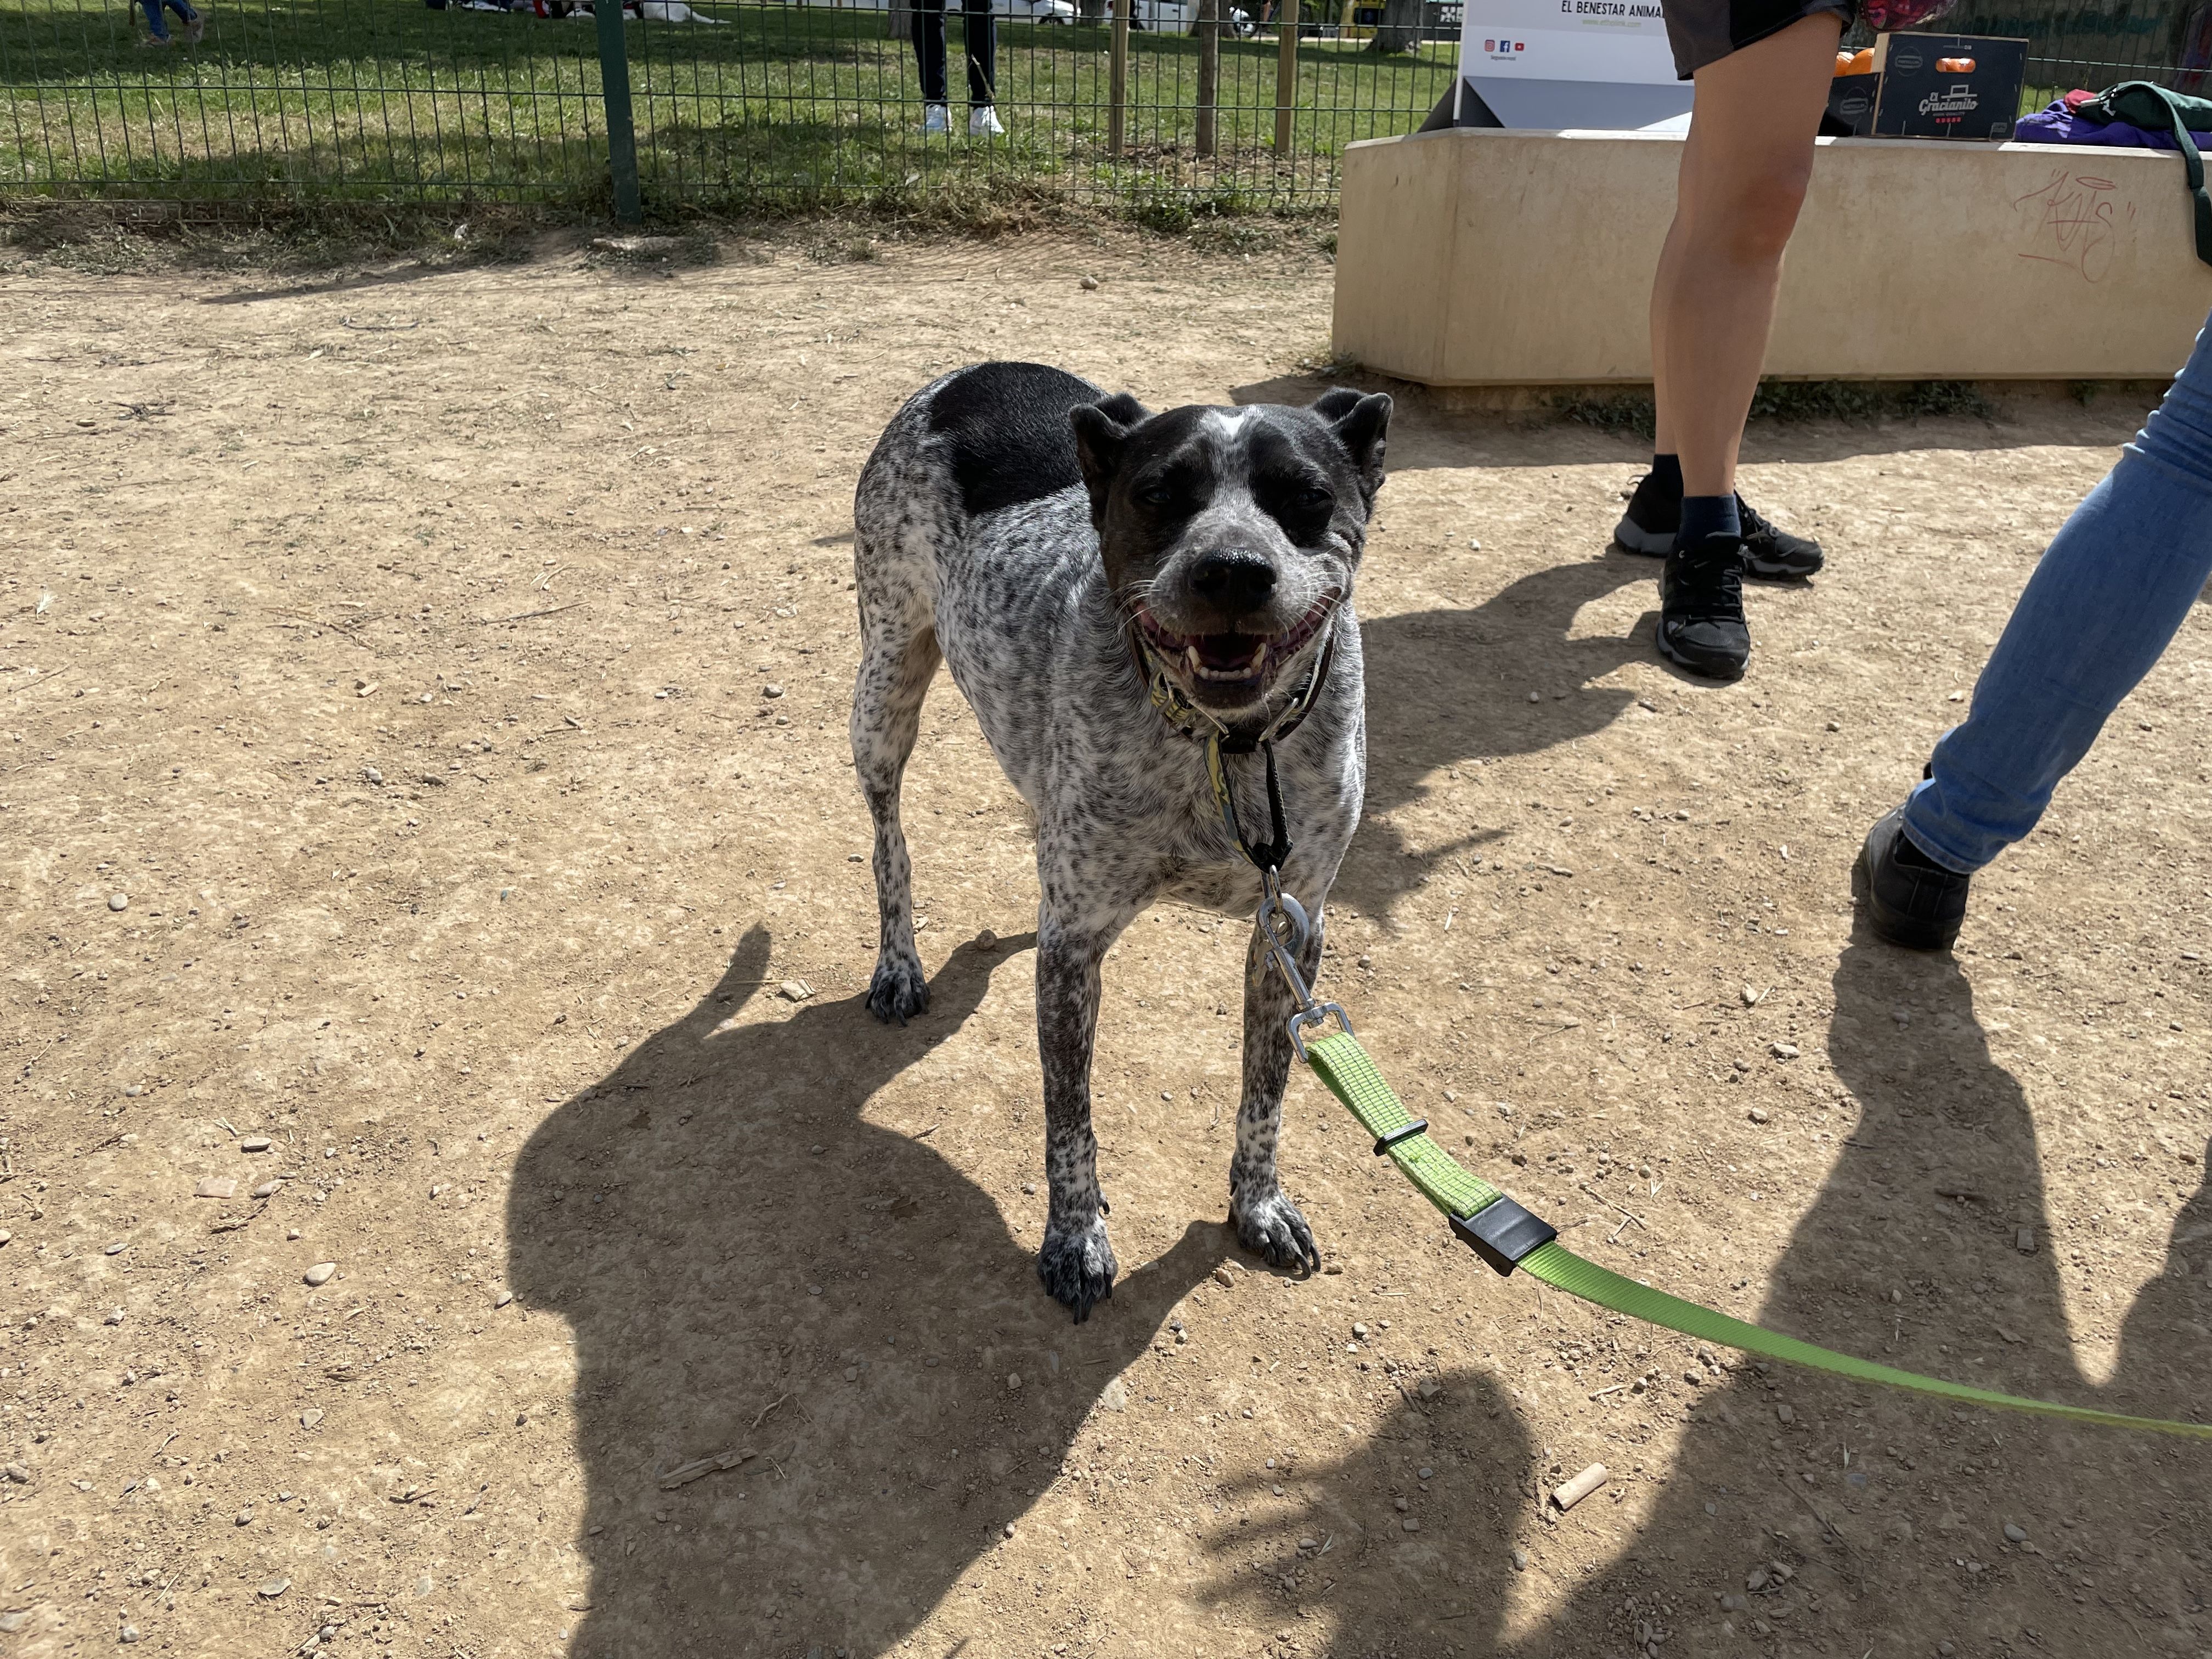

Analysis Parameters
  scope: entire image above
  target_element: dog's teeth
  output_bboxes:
[1252,642,1268,674]
[1186,645,1201,673]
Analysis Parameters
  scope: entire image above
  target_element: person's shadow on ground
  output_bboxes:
[1211,916,2212,1653]
[1266,915,2211,1655]
[507,924,1228,1658]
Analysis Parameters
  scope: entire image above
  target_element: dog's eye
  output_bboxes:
[1134,479,1177,507]
[1296,486,1335,514]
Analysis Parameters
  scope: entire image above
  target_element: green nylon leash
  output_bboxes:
[1300,1028,2212,1441]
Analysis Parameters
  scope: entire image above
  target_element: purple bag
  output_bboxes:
[1857,0,1957,32]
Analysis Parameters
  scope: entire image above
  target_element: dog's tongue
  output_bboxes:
[1195,633,1260,670]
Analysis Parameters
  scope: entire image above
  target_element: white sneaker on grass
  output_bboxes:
[969,106,1005,137]
[921,103,949,134]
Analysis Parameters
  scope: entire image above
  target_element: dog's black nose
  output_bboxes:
[1188,551,1277,616]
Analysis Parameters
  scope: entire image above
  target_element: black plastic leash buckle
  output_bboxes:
[1372,1120,1429,1156]
[1449,1198,1557,1278]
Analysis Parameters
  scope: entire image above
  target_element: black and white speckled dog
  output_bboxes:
[850,361,1392,1321]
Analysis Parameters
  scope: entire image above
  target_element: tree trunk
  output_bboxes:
[885,0,913,42]
[1079,0,1108,21]
[1365,0,1420,54]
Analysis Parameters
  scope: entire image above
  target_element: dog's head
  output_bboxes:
[1071,388,1391,719]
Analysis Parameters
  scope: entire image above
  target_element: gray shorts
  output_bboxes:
[1661,0,1852,79]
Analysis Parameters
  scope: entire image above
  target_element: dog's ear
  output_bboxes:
[1070,396,1147,529]
[1314,388,1392,505]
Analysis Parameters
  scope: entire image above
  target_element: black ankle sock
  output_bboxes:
[1649,453,1683,497]
[1677,494,1740,547]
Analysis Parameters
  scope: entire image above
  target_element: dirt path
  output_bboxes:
[3,226,2208,1659]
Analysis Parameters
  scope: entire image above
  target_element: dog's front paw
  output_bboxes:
[1232,1187,1320,1273]
[866,949,929,1024]
[1036,1217,1118,1323]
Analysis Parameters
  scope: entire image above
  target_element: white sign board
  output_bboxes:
[1458,0,1679,86]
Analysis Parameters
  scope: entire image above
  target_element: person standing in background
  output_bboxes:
[914,0,1006,136]
[1611,4,1839,681]
[138,0,204,45]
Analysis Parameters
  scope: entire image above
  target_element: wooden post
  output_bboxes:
[1109,0,1131,156]
[1196,0,1219,157]
[1273,0,1299,153]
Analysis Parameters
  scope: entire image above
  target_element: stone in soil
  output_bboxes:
[108,893,129,911]
[303,1261,337,1286]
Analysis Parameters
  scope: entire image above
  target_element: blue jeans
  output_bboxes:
[1903,309,2212,874]
[139,0,198,37]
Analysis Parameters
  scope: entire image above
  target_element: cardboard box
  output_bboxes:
[1870,32,2027,141]
[1825,71,1878,137]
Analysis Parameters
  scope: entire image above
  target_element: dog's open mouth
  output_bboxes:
[1135,594,1336,694]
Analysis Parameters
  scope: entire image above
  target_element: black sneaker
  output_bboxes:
[1613,480,1825,580]
[1855,804,1971,951]
[1736,498,1825,580]
[1656,534,1750,680]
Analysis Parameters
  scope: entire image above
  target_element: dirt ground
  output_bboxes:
[3,221,2211,1659]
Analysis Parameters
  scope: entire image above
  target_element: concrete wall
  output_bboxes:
[1333,127,2212,385]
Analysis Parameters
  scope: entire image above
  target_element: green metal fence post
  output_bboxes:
[595,0,643,223]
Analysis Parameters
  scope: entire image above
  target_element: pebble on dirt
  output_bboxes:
[251,1180,280,1199]
[494,1289,514,1308]
[1770,1043,1799,1059]
[2004,1522,2028,1543]
[303,1262,337,1286]
[108,893,128,911]
[235,1506,254,1526]
[1747,1108,1770,1124]
[1079,275,1101,290]
[780,980,814,1002]
[194,1177,236,1199]
[1511,1546,1530,1571]
[258,1577,291,1599]
[119,1624,142,1643]
[240,1136,272,1153]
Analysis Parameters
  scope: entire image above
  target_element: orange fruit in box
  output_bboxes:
[1849,47,1875,73]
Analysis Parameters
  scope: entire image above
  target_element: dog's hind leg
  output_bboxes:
[850,575,942,1025]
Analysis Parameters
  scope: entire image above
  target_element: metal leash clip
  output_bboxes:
[1256,867,1352,1060]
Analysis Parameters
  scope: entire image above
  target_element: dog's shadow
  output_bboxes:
[507,925,1224,1657]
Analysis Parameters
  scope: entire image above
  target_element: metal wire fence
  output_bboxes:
[1,0,2203,214]
[1939,0,2211,99]
[0,0,1462,211]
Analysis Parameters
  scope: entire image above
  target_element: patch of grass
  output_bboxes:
[1748,378,1995,424]
[1550,377,1996,441]
[1553,391,1656,439]
[1,0,1452,211]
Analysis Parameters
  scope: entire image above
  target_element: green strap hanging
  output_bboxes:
[1300,1028,2212,1441]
